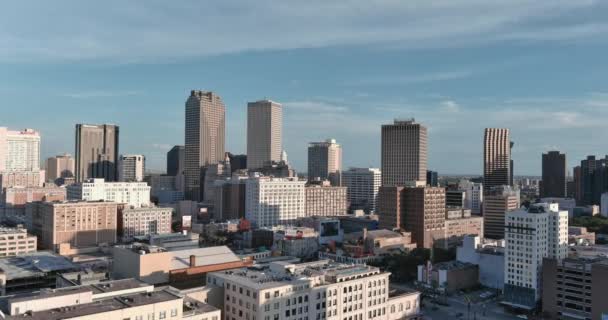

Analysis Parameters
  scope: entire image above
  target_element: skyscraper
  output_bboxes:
[75,124,119,182]
[0,127,41,172]
[483,185,519,239]
[541,151,566,198]
[184,90,226,201]
[307,139,342,186]
[381,119,427,186]
[483,128,511,192]
[342,167,381,214]
[118,154,145,182]
[579,155,608,206]
[403,186,446,249]
[247,100,282,170]
[45,154,75,182]
[166,145,184,176]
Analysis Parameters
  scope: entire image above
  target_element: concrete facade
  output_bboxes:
[456,236,505,290]
[307,139,342,186]
[75,124,119,182]
[247,100,282,170]
[483,128,511,191]
[67,178,151,208]
[381,119,427,186]
[483,186,520,239]
[305,183,348,217]
[117,206,173,241]
[0,127,40,172]
[118,154,145,182]
[45,154,75,182]
[245,176,306,227]
[342,167,381,214]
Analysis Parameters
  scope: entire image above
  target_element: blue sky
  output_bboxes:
[1,1,608,175]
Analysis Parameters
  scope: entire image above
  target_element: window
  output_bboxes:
[159,311,166,319]
[171,308,178,317]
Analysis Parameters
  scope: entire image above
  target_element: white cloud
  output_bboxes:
[439,100,460,113]
[0,1,604,62]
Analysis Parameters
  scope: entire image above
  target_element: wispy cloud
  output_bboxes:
[0,1,605,62]
[60,90,142,99]
[344,70,474,86]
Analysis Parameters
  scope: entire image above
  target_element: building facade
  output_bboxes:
[503,203,568,310]
[118,206,173,241]
[381,119,427,186]
[26,201,118,250]
[342,167,381,214]
[67,178,151,208]
[166,145,185,176]
[308,139,342,186]
[1,186,66,217]
[247,100,282,170]
[377,186,405,230]
[541,151,567,198]
[45,154,75,182]
[118,154,145,182]
[403,186,446,249]
[245,176,306,227]
[75,124,119,182]
[579,155,608,206]
[0,127,40,172]
[0,225,37,257]
[184,90,226,201]
[483,186,520,239]
[483,128,511,192]
[305,183,348,217]
[459,180,483,215]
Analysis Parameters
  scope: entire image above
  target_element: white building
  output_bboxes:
[342,168,381,214]
[456,235,505,289]
[0,127,40,172]
[67,178,151,208]
[207,260,421,320]
[118,206,173,241]
[503,203,568,310]
[601,192,608,217]
[458,180,483,215]
[245,176,305,227]
[540,197,577,218]
[118,154,145,182]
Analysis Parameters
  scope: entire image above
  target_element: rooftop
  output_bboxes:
[170,246,241,270]
[0,251,79,280]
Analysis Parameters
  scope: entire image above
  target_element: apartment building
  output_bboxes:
[342,168,381,214]
[305,182,348,217]
[117,206,173,241]
[245,176,306,227]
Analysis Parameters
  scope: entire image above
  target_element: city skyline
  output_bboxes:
[2,2,608,175]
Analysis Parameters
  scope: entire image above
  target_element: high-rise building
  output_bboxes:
[458,180,483,215]
[67,178,151,208]
[184,90,226,201]
[342,168,381,214]
[579,155,608,206]
[381,119,427,186]
[445,190,465,208]
[75,124,119,182]
[118,154,145,182]
[541,151,566,198]
[426,170,438,187]
[208,260,421,320]
[483,128,511,192]
[214,175,248,221]
[542,257,608,320]
[226,152,247,172]
[166,145,185,176]
[45,154,75,182]
[504,203,568,310]
[305,182,348,217]
[245,176,305,227]
[377,186,405,230]
[26,201,118,250]
[602,192,608,217]
[483,186,519,239]
[308,139,342,186]
[403,186,446,249]
[0,127,41,172]
[247,100,282,170]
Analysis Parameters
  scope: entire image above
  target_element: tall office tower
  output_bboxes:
[246,100,282,170]
[503,203,568,310]
[381,119,427,186]
[308,139,342,186]
[458,180,484,215]
[403,186,446,249]
[579,155,608,206]
[26,201,118,250]
[541,151,567,198]
[483,186,520,239]
[342,167,381,214]
[245,176,305,227]
[184,90,226,201]
[166,145,184,176]
[75,124,119,182]
[0,127,41,172]
[45,154,75,182]
[573,166,582,203]
[118,154,145,182]
[483,128,511,192]
[426,170,438,187]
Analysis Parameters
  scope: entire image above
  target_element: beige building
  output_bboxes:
[118,206,173,241]
[308,139,342,186]
[381,119,427,186]
[305,182,348,217]
[75,124,119,182]
[403,186,446,249]
[26,201,118,250]
[0,170,44,190]
[0,127,40,173]
[45,154,75,182]
[441,208,484,248]
[247,99,282,170]
[118,154,145,182]
[483,128,511,191]
[1,186,66,217]
[483,186,519,239]
[0,225,37,257]
[184,90,226,201]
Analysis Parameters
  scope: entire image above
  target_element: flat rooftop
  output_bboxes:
[0,251,79,280]
[171,246,241,269]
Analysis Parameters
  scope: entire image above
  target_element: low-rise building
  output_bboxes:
[542,257,608,320]
[456,235,505,290]
[569,226,596,245]
[273,226,319,259]
[1,186,65,217]
[0,225,36,257]
[67,178,151,208]
[440,208,484,249]
[417,260,479,293]
[117,205,173,241]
